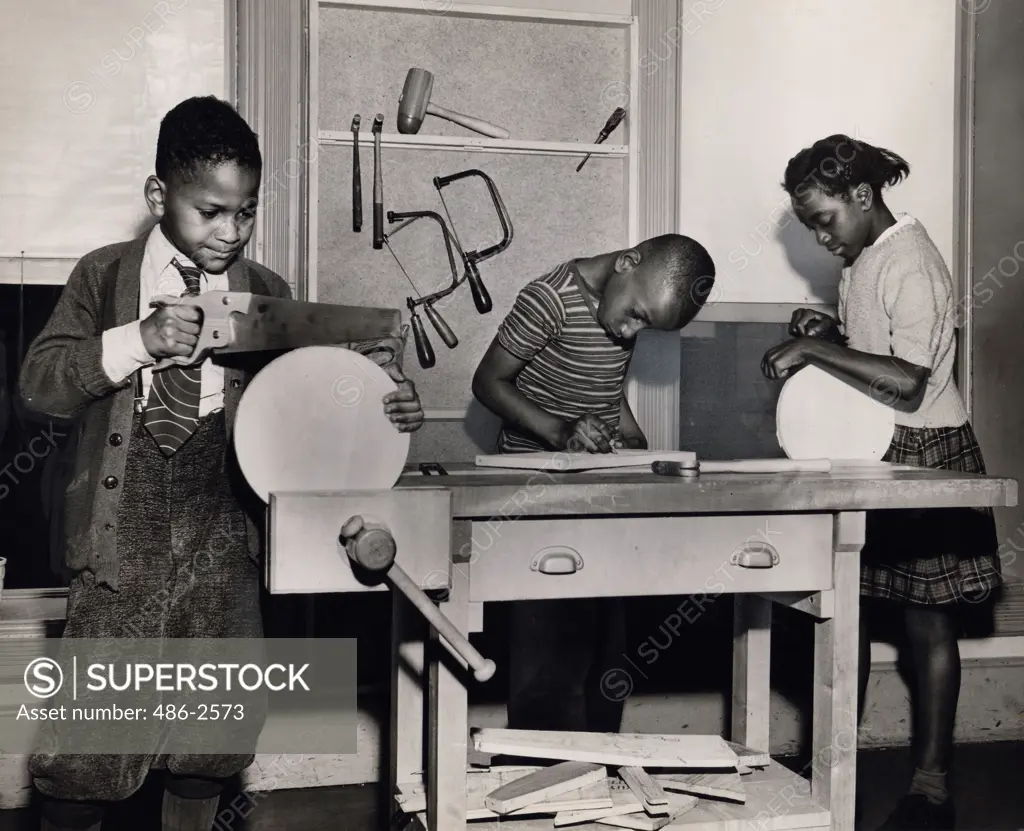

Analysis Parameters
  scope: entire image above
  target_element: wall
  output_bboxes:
[969,3,1024,624]
[0,0,227,282]
[677,0,958,306]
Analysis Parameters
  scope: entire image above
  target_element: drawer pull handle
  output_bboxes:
[731,542,779,569]
[531,547,583,575]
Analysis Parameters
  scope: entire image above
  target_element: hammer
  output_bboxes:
[340,514,496,683]
[397,68,510,140]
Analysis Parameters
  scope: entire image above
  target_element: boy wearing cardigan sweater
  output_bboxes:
[19,96,424,831]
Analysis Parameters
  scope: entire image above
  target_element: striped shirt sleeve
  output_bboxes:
[497,280,564,362]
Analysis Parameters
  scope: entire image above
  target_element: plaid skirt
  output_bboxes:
[860,421,1002,605]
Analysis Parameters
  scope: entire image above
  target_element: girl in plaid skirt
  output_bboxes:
[762,135,1000,831]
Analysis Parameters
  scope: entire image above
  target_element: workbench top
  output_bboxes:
[395,461,1018,519]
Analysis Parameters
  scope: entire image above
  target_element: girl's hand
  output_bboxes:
[381,362,425,433]
[789,308,843,342]
[761,338,818,381]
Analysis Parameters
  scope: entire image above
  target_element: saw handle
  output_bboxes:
[465,261,493,314]
[148,291,252,372]
[341,516,496,682]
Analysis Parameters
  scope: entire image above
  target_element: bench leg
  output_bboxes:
[426,521,471,831]
[732,593,772,753]
[812,511,865,831]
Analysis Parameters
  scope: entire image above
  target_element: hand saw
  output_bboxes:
[150,291,402,371]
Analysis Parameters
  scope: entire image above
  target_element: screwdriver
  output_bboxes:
[576,107,627,172]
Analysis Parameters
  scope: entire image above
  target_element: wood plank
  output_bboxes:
[595,792,699,830]
[655,771,746,804]
[457,762,829,831]
[398,768,613,818]
[724,741,771,768]
[554,779,643,826]
[392,466,1018,519]
[618,766,669,815]
[668,761,829,831]
[484,762,607,815]
[471,730,739,768]
[475,449,697,472]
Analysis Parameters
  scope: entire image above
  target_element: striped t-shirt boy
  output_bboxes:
[495,260,632,453]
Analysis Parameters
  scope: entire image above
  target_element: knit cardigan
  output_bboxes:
[18,234,403,590]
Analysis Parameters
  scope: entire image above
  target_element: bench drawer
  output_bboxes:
[467,514,834,602]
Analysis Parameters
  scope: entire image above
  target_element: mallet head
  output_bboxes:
[397,68,433,134]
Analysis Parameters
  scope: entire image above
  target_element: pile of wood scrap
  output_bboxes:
[394,729,771,829]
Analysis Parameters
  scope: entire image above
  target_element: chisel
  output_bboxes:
[351,115,362,232]
[576,106,627,172]
[372,114,384,249]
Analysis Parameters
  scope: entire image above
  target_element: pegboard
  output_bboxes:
[317,4,630,144]
[316,144,627,409]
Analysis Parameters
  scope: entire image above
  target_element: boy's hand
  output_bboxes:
[559,414,616,453]
[381,362,424,433]
[140,296,205,365]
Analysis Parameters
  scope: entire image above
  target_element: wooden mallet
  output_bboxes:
[397,68,510,139]
[340,515,496,682]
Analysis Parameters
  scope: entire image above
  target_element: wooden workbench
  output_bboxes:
[266,461,1017,831]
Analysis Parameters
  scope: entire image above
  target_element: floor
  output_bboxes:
[1,743,1020,830]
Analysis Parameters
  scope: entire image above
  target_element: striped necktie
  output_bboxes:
[143,258,204,457]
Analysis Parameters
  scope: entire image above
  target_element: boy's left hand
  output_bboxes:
[761,338,822,381]
[381,362,424,433]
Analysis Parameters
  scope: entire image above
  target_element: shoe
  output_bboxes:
[878,793,955,831]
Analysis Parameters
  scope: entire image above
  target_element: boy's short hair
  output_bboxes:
[155,95,262,183]
[637,234,716,323]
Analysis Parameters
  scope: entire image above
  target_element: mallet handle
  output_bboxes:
[426,103,510,140]
[387,563,496,682]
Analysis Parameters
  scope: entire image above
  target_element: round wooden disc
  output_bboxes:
[775,364,895,461]
[233,346,411,502]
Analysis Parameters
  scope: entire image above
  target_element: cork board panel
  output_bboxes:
[317,6,630,143]
[316,144,627,409]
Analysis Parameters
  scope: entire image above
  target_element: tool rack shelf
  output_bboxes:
[318,130,629,159]
[307,0,641,304]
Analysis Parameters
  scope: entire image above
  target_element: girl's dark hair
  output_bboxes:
[782,134,909,201]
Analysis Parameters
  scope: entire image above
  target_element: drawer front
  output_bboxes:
[267,489,451,594]
[468,514,834,602]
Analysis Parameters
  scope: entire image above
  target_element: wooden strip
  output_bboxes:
[471,729,739,768]
[484,761,606,815]
[655,771,746,804]
[724,741,771,768]
[396,768,612,818]
[595,792,699,830]
[554,780,643,827]
[618,766,669,815]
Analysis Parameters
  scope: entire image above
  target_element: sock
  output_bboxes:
[161,791,221,831]
[41,821,101,831]
[908,767,948,805]
[40,797,105,831]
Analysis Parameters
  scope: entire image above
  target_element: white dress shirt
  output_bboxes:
[101,225,227,416]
